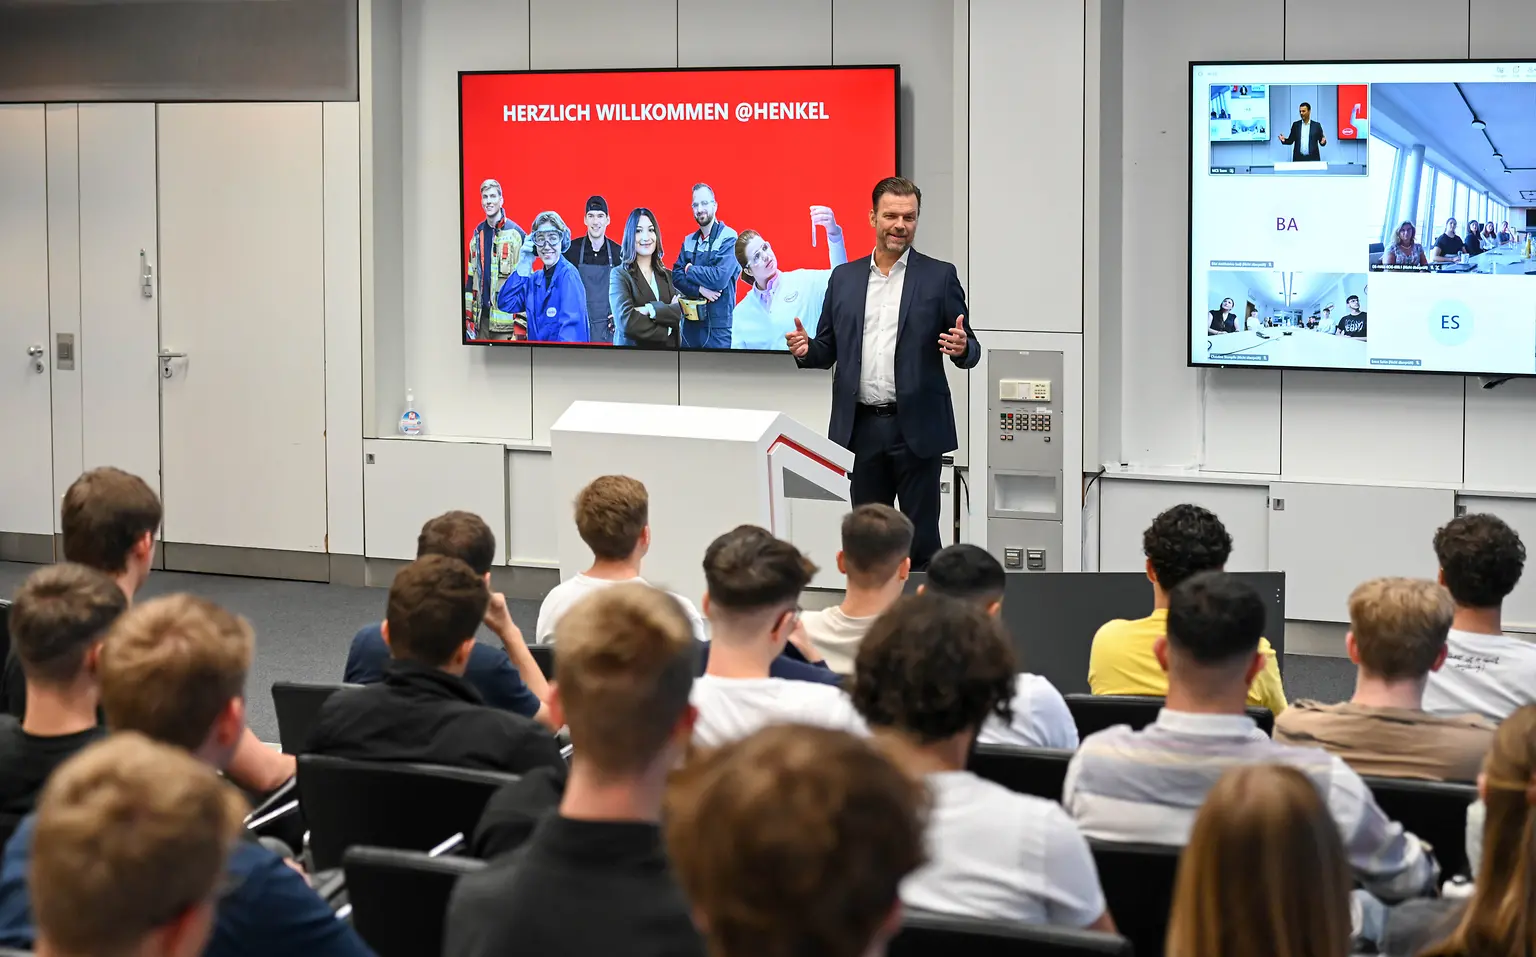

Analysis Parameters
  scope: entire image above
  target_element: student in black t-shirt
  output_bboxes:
[1208,298,1238,335]
[1432,218,1465,262]
[0,564,125,817]
[446,584,704,957]
[1335,295,1367,339]
[307,555,562,774]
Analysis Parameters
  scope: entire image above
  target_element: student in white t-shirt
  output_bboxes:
[534,475,707,644]
[919,545,1078,750]
[799,504,913,674]
[690,526,865,747]
[850,592,1112,930]
[1423,513,1536,721]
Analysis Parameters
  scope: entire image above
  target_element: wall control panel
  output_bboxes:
[987,350,1065,572]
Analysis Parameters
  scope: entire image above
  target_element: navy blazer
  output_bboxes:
[796,250,979,460]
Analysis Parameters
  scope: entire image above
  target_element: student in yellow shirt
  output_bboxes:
[1088,504,1287,714]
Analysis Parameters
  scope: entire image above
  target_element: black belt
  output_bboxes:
[858,403,898,417]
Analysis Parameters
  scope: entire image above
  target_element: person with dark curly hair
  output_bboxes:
[1423,513,1533,721]
[1087,504,1287,714]
[851,593,1112,930]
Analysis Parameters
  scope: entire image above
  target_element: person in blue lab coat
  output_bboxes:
[497,210,589,343]
[671,183,740,350]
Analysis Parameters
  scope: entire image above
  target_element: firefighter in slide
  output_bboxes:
[465,178,528,339]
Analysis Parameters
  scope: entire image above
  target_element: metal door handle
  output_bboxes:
[159,350,186,380]
[159,351,187,359]
[27,345,44,357]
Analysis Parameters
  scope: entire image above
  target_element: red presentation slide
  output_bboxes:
[459,66,897,351]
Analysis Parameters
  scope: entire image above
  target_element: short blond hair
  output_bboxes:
[555,583,695,774]
[574,475,648,561]
[1347,577,1454,680]
[31,732,245,957]
[100,595,254,751]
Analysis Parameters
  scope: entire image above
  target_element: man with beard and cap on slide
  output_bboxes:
[672,183,740,350]
[465,178,527,340]
[499,210,589,342]
[565,195,623,344]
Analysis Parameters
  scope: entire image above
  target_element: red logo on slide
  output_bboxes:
[1338,84,1368,140]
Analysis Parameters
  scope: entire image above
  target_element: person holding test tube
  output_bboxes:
[731,206,848,351]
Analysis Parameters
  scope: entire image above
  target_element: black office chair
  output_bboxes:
[1090,839,1182,957]
[297,755,518,871]
[967,745,1073,801]
[271,681,356,754]
[1065,694,1273,738]
[1362,776,1476,878]
[526,644,555,679]
[343,845,486,957]
[890,911,1131,957]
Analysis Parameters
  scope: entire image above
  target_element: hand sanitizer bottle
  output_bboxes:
[400,389,423,436]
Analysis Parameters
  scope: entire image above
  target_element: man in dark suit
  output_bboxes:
[1278,101,1326,161]
[786,177,979,568]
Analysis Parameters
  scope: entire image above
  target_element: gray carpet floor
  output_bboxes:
[0,561,1358,743]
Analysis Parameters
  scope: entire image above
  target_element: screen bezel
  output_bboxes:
[457,63,901,353]
[1186,57,1536,378]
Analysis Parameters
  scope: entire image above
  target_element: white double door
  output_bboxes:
[0,102,331,557]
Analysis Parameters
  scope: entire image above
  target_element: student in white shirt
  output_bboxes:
[534,475,707,644]
[919,544,1078,750]
[1423,513,1535,721]
[800,504,913,674]
[690,526,865,747]
[850,592,1112,930]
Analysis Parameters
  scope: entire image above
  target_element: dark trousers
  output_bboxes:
[849,405,943,568]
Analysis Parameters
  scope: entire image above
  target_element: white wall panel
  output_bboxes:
[1269,482,1452,622]
[1458,496,1536,632]
[677,0,831,66]
[1098,479,1271,575]
[1202,369,1281,473]
[363,437,507,561]
[45,105,83,529]
[1286,0,1470,59]
[77,104,161,499]
[968,0,1083,335]
[1470,0,1536,57]
[507,449,558,565]
[399,0,534,442]
[1279,371,1463,485]
[530,0,676,70]
[678,352,833,440]
[1464,377,1536,491]
[325,102,366,555]
[532,348,680,445]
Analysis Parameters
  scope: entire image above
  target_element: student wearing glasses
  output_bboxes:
[730,206,848,351]
[497,210,589,342]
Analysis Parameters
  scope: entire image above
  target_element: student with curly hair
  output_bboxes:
[851,593,1112,929]
[1087,504,1287,714]
[1423,514,1532,721]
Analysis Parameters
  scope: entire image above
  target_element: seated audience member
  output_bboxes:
[310,556,562,774]
[1087,504,1287,714]
[0,565,125,817]
[346,510,552,725]
[10,467,297,797]
[534,476,707,644]
[799,504,913,674]
[666,724,926,957]
[1423,513,1534,721]
[1382,705,1536,957]
[1168,764,1353,957]
[0,594,374,956]
[1276,578,1493,782]
[690,526,864,746]
[447,585,704,956]
[1065,572,1437,903]
[29,733,246,957]
[852,593,1111,929]
[920,544,1076,749]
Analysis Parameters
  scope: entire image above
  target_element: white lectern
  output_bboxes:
[549,401,854,605]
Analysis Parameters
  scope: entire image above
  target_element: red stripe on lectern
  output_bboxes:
[765,436,848,477]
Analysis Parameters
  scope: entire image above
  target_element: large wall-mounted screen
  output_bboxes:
[1190,60,1536,375]
[459,65,897,352]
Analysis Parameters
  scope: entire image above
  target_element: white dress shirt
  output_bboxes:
[858,250,908,405]
[1299,117,1312,154]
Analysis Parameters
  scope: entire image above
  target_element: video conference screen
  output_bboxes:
[459,66,897,352]
[1189,61,1535,375]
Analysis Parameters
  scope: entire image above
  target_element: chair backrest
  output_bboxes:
[1090,839,1183,957]
[526,644,555,679]
[1362,775,1476,878]
[342,845,486,957]
[967,745,1073,802]
[271,681,355,754]
[891,910,1131,957]
[1066,694,1273,738]
[296,754,518,871]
